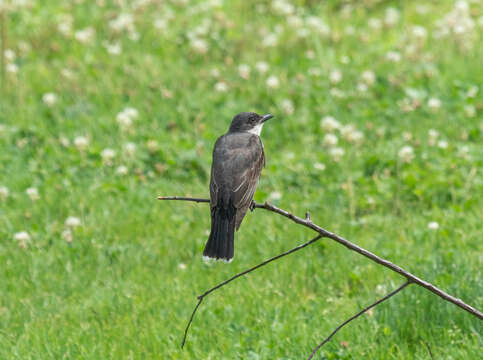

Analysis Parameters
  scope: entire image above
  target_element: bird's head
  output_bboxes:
[228,112,274,135]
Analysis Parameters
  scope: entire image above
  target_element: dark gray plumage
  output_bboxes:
[203,112,273,262]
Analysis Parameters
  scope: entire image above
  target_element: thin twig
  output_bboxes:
[307,281,411,360]
[181,297,203,348]
[423,340,435,360]
[180,234,323,348]
[159,195,483,320]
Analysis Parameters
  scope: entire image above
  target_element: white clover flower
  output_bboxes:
[308,67,321,77]
[361,70,376,86]
[238,64,250,79]
[262,33,278,47]
[116,112,132,129]
[330,88,346,99]
[58,21,72,35]
[356,82,368,93]
[6,63,18,74]
[428,129,439,146]
[411,25,428,39]
[313,162,326,171]
[214,81,228,92]
[386,51,401,62]
[209,68,220,78]
[154,18,168,31]
[269,191,282,200]
[42,92,58,106]
[62,229,73,243]
[124,107,139,119]
[255,61,269,74]
[458,145,470,160]
[101,148,116,164]
[109,13,135,32]
[345,130,364,144]
[376,284,387,295]
[14,231,30,247]
[124,142,136,156]
[340,124,355,139]
[104,42,122,55]
[416,5,429,14]
[4,49,15,61]
[272,0,294,15]
[368,18,382,30]
[59,136,70,147]
[116,165,128,175]
[329,147,345,162]
[0,186,8,201]
[280,99,294,115]
[306,16,330,36]
[320,116,340,132]
[296,27,310,38]
[438,140,448,149]
[178,263,187,270]
[466,86,478,98]
[427,97,441,110]
[305,50,315,59]
[455,1,469,13]
[384,7,400,26]
[65,216,81,227]
[146,140,159,153]
[74,27,95,43]
[26,187,40,201]
[345,25,355,35]
[403,132,413,141]
[74,136,89,151]
[398,146,414,163]
[329,69,342,84]
[61,68,74,79]
[323,133,338,147]
[427,221,439,230]
[116,107,138,129]
[266,75,280,89]
[190,38,208,54]
[464,105,475,118]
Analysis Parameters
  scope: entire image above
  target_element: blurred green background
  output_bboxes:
[0,0,481,358]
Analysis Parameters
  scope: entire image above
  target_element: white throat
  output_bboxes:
[247,123,264,136]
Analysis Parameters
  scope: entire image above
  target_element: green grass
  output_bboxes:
[0,0,482,358]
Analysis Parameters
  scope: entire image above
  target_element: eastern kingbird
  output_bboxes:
[203,112,274,262]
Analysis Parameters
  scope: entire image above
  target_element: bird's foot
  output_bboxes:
[249,201,256,212]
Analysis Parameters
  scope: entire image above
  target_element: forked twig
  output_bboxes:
[180,233,323,348]
[158,196,483,354]
[307,281,411,359]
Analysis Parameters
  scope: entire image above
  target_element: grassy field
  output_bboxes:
[0,0,482,358]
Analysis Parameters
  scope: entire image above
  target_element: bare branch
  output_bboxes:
[180,234,323,348]
[159,195,483,321]
[158,196,209,203]
[307,281,411,360]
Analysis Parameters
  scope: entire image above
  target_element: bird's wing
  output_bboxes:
[209,165,218,210]
[231,139,265,230]
[210,133,265,230]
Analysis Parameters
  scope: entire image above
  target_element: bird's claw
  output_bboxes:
[249,201,256,212]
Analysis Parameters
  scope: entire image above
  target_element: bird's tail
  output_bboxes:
[203,205,236,262]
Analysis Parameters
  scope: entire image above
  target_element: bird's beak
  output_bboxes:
[261,114,274,123]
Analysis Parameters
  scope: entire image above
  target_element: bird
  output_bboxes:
[203,112,273,263]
